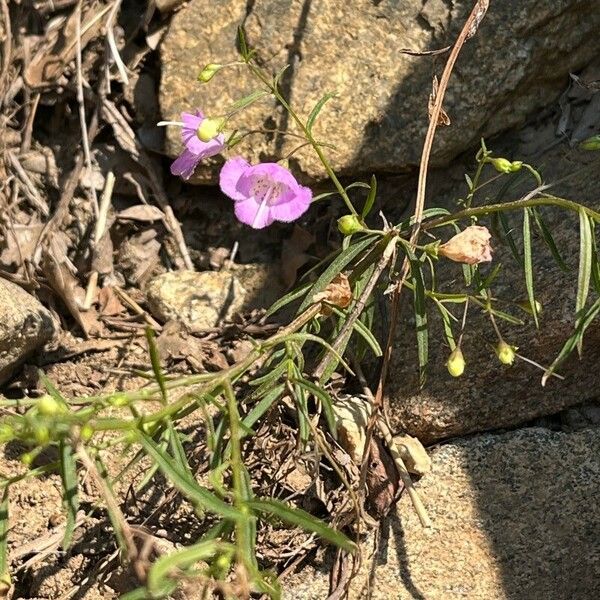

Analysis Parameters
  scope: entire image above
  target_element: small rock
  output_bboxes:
[393,433,431,476]
[283,428,600,599]
[145,270,246,332]
[0,278,55,385]
[332,396,372,464]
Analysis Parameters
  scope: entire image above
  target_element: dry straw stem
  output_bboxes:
[375,0,490,409]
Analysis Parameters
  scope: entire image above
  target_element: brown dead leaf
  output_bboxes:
[0,224,44,268]
[312,273,352,313]
[365,437,401,519]
[118,205,165,222]
[24,1,111,89]
[280,225,315,288]
[98,287,125,317]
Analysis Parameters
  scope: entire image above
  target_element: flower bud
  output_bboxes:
[0,423,14,443]
[109,394,128,407]
[198,63,222,83]
[489,157,522,174]
[37,395,60,416]
[34,424,50,445]
[496,340,517,365]
[337,214,364,235]
[197,117,226,142]
[80,423,94,441]
[580,135,600,151]
[446,348,465,377]
[517,299,543,315]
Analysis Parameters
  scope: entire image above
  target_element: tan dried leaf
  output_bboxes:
[312,273,352,312]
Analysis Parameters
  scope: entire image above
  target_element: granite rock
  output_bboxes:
[160,0,600,183]
[283,428,600,599]
[0,278,55,385]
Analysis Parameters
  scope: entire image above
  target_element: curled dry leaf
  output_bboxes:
[118,204,165,222]
[429,75,451,126]
[312,273,352,314]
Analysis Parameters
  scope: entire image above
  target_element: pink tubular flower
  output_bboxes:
[169,111,225,180]
[219,158,312,229]
[439,225,493,265]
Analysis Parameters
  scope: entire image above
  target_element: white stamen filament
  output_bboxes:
[156,120,185,127]
[252,185,274,228]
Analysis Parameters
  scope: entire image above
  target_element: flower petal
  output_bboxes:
[234,197,274,229]
[170,149,201,180]
[269,184,312,223]
[220,157,251,201]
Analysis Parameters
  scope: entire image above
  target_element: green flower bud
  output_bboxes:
[21,451,35,466]
[34,424,50,446]
[0,572,12,596]
[197,117,226,142]
[198,63,222,83]
[337,214,364,235]
[80,423,94,441]
[489,157,522,174]
[109,394,128,407]
[496,340,517,365]
[446,347,465,377]
[516,299,543,315]
[580,135,600,151]
[37,395,60,416]
[0,423,14,443]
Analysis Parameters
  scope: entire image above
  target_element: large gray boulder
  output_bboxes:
[160,0,600,183]
[0,278,55,385]
[283,427,600,599]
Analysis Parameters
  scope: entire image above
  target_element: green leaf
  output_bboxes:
[532,208,568,272]
[433,299,456,350]
[306,92,337,133]
[228,89,270,113]
[297,235,375,313]
[329,306,382,357]
[0,485,9,588]
[576,210,593,354]
[237,25,249,60]
[293,378,337,439]
[265,282,312,318]
[522,208,539,328]
[361,175,377,218]
[59,441,79,550]
[145,327,168,404]
[406,248,428,387]
[591,219,600,295]
[136,431,241,520]
[542,297,600,385]
[247,499,356,553]
[242,384,285,433]
[495,211,522,264]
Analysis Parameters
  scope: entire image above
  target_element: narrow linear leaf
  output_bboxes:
[306,92,337,133]
[247,499,356,553]
[242,384,285,433]
[59,441,79,550]
[329,306,382,357]
[542,298,600,385]
[293,378,337,439]
[406,248,428,388]
[229,89,269,113]
[495,211,522,264]
[145,327,168,404]
[523,208,539,327]
[532,208,568,272]
[590,219,600,294]
[237,25,249,60]
[0,486,9,588]
[297,235,375,313]
[576,210,593,355]
[361,174,377,218]
[136,431,240,520]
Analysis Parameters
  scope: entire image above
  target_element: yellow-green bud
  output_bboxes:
[21,451,35,465]
[109,394,128,407]
[0,423,14,443]
[34,424,50,445]
[489,157,522,174]
[446,347,465,377]
[0,572,11,596]
[517,299,543,315]
[198,63,222,83]
[197,117,225,142]
[337,214,364,235]
[37,395,60,416]
[580,135,600,151]
[496,340,517,365]
[80,423,94,441]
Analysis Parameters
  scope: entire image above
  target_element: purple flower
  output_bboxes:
[219,158,312,229]
[170,111,225,180]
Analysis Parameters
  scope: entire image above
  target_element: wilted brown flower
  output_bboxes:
[439,225,492,265]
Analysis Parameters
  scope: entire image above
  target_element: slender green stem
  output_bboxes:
[247,63,357,216]
[423,195,600,229]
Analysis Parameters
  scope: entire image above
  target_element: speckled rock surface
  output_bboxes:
[385,123,600,442]
[160,0,599,183]
[0,278,55,385]
[145,270,246,332]
[283,428,600,599]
